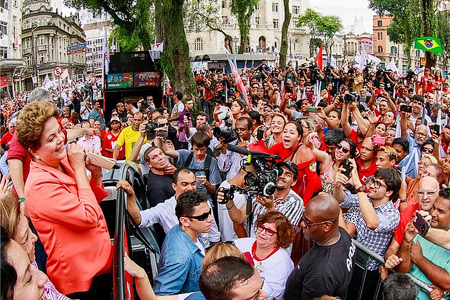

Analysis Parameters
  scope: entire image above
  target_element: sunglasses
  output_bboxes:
[205,241,234,252]
[184,209,211,221]
[422,147,433,154]
[256,225,278,236]
[111,113,118,116]
[158,123,169,127]
[336,144,350,154]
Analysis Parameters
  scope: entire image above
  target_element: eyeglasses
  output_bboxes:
[417,190,438,198]
[300,216,336,229]
[205,241,234,252]
[184,209,211,221]
[256,225,278,236]
[158,123,169,127]
[336,144,350,154]
[366,176,387,189]
[422,147,434,154]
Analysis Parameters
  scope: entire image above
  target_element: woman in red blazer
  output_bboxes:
[16,101,113,299]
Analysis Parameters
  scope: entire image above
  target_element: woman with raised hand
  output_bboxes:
[16,101,112,299]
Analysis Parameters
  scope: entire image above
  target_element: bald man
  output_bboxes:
[381,176,439,279]
[285,194,356,300]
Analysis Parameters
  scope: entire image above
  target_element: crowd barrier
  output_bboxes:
[350,239,432,300]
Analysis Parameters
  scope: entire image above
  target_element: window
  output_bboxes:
[222,0,226,8]
[416,50,420,58]
[380,32,383,39]
[0,46,7,59]
[293,6,300,14]
[0,21,7,36]
[0,0,8,9]
[377,20,382,27]
[255,17,260,25]
[39,35,44,46]
[222,16,228,25]
[391,46,397,54]
[272,2,278,12]
[194,37,203,51]
[273,19,279,29]
[378,46,383,53]
[255,3,260,10]
[26,38,30,48]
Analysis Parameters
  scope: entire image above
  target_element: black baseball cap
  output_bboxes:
[277,161,299,180]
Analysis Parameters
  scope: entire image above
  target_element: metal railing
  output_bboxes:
[351,239,432,300]
[113,187,126,300]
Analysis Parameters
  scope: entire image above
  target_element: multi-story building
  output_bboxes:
[373,15,429,71]
[186,0,310,61]
[81,11,116,77]
[0,0,25,96]
[22,0,86,90]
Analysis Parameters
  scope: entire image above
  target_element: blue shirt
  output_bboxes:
[341,191,400,271]
[409,230,450,300]
[153,225,204,295]
[88,109,105,130]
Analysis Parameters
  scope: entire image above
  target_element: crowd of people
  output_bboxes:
[1,60,450,300]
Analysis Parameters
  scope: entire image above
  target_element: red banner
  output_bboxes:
[0,76,7,88]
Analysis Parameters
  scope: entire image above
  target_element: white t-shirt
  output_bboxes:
[234,237,294,300]
[217,181,247,241]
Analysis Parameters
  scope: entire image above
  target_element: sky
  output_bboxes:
[310,0,376,34]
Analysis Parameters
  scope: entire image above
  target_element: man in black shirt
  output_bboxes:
[145,146,175,207]
[285,194,356,300]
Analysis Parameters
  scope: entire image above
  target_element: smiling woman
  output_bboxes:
[234,211,296,300]
[15,101,113,298]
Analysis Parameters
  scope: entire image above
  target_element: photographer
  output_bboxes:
[218,161,304,237]
[218,117,253,180]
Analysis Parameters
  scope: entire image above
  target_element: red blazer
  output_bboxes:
[25,157,113,295]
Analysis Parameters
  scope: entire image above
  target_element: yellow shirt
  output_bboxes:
[116,125,145,160]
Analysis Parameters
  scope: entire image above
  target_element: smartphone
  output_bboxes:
[400,105,412,113]
[373,136,386,146]
[340,158,353,178]
[257,126,267,140]
[311,135,322,149]
[308,107,318,113]
[431,124,440,135]
[413,213,430,236]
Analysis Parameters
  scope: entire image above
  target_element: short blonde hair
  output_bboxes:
[202,242,244,269]
[16,101,59,151]
[0,193,20,239]
[422,153,438,164]
[271,112,288,125]
[379,146,397,161]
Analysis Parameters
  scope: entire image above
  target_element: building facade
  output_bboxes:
[0,0,25,96]
[22,0,86,90]
[186,0,310,63]
[373,15,429,71]
[81,11,116,77]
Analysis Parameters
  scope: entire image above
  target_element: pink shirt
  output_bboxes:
[77,135,101,152]
[25,157,112,295]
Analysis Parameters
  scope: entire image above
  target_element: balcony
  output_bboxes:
[37,45,46,51]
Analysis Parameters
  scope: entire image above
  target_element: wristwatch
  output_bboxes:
[355,185,366,193]
[444,290,449,298]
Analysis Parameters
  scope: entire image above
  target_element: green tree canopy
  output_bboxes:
[297,9,342,58]
[231,0,259,53]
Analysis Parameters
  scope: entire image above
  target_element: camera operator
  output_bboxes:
[217,161,304,237]
[218,117,254,180]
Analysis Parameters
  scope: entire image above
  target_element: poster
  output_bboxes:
[107,73,134,89]
[134,72,160,87]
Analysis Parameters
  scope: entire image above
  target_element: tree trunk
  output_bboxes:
[422,0,435,68]
[279,0,291,67]
[159,0,196,97]
[154,0,163,46]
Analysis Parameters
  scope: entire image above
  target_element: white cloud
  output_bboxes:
[309,0,376,34]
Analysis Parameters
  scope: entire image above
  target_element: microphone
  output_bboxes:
[227,144,250,156]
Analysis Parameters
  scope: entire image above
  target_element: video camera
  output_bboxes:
[220,144,282,214]
[213,111,238,144]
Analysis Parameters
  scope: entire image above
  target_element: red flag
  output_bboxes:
[316,42,323,70]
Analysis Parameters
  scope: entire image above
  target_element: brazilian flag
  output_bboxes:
[414,37,443,54]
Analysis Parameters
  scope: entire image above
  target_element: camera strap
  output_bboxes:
[184,152,212,181]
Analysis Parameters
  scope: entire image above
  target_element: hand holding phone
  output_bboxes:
[413,212,430,237]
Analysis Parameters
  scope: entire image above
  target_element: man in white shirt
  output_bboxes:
[123,167,221,247]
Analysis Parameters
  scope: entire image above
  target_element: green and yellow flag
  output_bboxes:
[414,37,443,54]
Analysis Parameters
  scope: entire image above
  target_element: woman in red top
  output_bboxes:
[16,101,113,298]
[257,121,322,204]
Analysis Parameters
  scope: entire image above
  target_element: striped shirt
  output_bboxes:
[249,189,304,237]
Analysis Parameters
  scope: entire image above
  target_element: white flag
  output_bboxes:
[330,55,337,68]
[61,68,69,80]
[386,59,398,73]
[368,54,381,66]
[103,28,110,76]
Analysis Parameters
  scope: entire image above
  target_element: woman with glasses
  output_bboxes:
[305,135,356,195]
[234,211,295,300]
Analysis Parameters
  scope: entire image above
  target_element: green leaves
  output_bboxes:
[231,0,259,53]
[297,8,342,58]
